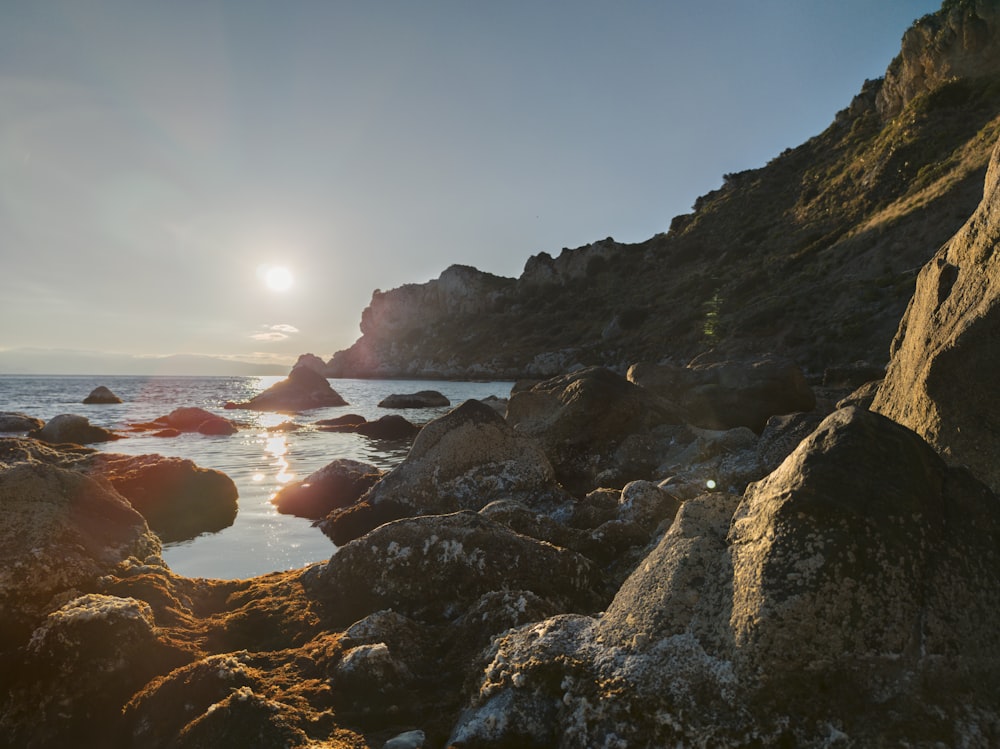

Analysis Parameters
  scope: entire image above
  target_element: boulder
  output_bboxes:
[148,407,238,436]
[872,136,1000,494]
[506,366,680,494]
[450,407,1000,747]
[315,413,367,428]
[0,461,161,644]
[0,438,238,543]
[628,355,816,433]
[226,365,348,412]
[317,399,564,544]
[354,414,420,440]
[3,594,186,749]
[378,390,451,408]
[83,385,123,404]
[83,453,239,542]
[29,413,120,444]
[0,411,43,433]
[305,511,604,626]
[271,458,382,519]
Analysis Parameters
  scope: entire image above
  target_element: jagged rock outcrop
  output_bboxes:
[873,134,1000,493]
[83,385,123,404]
[310,1,1000,381]
[451,407,1000,747]
[225,365,347,412]
[878,0,1000,118]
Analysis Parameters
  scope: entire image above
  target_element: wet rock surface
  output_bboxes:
[0,411,44,432]
[272,458,383,519]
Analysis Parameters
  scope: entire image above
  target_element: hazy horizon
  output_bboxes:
[1,1,942,374]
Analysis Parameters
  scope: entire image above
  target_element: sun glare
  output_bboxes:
[262,265,293,292]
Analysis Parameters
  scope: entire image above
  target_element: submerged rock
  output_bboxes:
[136,407,238,436]
[226,365,348,412]
[378,390,450,408]
[83,385,123,404]
[29,414,121,444]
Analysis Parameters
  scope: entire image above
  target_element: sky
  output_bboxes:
[0,0,943,374]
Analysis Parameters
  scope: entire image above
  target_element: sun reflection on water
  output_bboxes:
[264,434,296,486]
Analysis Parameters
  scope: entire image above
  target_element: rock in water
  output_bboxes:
[226,365,348,412]
[84,453,239,542]
[0,412,44,433]
[83,385,123,404]
[317,399,565,544]
[872,135,1000,494]
[378,390,450,408]
[271,458,382,519]
[29,414,120,444]
[0,462,161,645]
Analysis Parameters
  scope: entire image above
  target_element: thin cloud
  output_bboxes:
[250,323,300,342]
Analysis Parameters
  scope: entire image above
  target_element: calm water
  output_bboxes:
[0,375,514,579]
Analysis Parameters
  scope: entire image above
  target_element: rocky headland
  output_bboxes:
[4,2,1000,747]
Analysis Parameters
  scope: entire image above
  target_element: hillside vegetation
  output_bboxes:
[322,0,1000,380]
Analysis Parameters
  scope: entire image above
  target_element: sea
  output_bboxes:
[0,375,515,579]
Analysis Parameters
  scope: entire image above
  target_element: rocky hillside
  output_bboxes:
[316,0,1000,380]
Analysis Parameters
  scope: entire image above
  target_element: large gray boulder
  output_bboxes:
[872,135,1000,495]
[506,366,680,494]
[450,407,1000,747]
[306,511,604,627]
[378,390,450,408]
[318,399,565,544]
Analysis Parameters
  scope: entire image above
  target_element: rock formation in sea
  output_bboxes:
[29,413,121,444]
[225,365,348,412]
[83,385,123,404]
[5,3,1000,747]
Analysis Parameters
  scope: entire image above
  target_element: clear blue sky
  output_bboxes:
[0,1,942,373]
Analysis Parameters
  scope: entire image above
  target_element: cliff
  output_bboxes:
[320,0,1000,380]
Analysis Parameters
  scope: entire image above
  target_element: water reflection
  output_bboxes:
[264,434,296,490]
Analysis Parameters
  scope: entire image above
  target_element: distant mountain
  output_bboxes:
[0,349,289,376]
[315,0,1000,380]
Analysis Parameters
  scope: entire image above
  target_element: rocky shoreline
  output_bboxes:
[3,136,1000,743]
[5,3,1000,746]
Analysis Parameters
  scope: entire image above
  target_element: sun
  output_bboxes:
[261,265,294,292]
